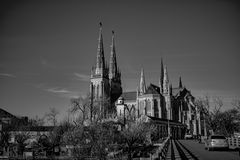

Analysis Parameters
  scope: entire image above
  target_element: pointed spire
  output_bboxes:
[96,22,105,74]
[139,68,146,95]
[109,30,117,80]
[159,58,164,93]
[179,76,183,88]
[163,65,169,94]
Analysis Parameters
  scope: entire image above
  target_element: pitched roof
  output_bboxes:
[172,87,192,99]
[121,91,136,101]
[172,87,183,97]
[145,83,160,94]
[0,108,17,119]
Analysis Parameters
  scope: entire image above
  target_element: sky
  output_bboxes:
[1,0,240,121]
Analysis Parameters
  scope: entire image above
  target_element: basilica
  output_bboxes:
[89,23,203,138]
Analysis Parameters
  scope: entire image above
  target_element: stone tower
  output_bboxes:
[90,23,110,116]
[90,23,122,118]
[109,31,122,105]
[163,65,172,120]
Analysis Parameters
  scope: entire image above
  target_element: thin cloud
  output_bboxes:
[0,73,16,78]
[74,73,89,82]
[45,87,82,99]
[46,88,71,94]
[32,83,81,98]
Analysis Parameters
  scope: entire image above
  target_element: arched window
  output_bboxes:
[96,85,99,98]
[146,99,151,116]
[139,101,145,115]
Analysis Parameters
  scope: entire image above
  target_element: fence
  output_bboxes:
[228,137,240,149]
[150,137,170,160]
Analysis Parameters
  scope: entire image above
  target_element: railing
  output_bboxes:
[228,137,240,149]
[150,137,170,160]
[174,140,199,160]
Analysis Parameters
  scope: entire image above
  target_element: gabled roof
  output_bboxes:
[172,87,194,102]
[145,83,160,95]
[0,108,17,119]
[172,87,184,97]
[121,91,137,101]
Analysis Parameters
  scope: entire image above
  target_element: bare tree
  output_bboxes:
[62,120,115,159]
[45,107,59,126]
[71,96,90,125]
[29,115,45,126]
[15,133,30,156]
[120,120,156,160]
[0,131,10,156]
[232,99,240,111]
[87,121,115,159]
[196,96,240,136]
[92,95,111,120]
[212,97,223,114]
[70,94,111,125]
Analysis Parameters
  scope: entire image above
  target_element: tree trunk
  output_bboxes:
[127,146,132,160]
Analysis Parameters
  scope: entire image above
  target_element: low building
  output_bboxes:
[0,108,28,131]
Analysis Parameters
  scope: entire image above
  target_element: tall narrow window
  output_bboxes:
[140,101,145,115]
[146,99,151,116]
[96,85,99,99]
[154,99,159,117]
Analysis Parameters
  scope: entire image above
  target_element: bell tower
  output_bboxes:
[109,31,122,104]
[90,23,110,116]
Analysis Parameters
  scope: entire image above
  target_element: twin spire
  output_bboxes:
[96,22,105,71]
[109,30,118,79]
[139,58,183,96]
[96,22,183,95]
[94,22,120,81]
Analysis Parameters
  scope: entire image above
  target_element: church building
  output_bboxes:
[115,59,203,137]
[89,23,203,138]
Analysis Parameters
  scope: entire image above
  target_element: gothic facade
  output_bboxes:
[115,59,203,136]
[90,23,122,117]
[89,23,203,137]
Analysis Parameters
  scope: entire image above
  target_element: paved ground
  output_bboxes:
[179,140,240,160]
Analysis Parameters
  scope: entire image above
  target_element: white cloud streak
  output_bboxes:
[45,87,82,99]
[46,88,71,94]
[74,73,89,82]
[0,73,16,78]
